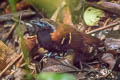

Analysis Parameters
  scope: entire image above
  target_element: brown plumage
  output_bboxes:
[50,23,103,67]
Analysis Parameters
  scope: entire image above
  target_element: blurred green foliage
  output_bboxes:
[8,0,18,12]
[37,72,76,80]
[15,23,33,79]
[26,0,87,23]
[14,21,30,64]
[27,0,62,18]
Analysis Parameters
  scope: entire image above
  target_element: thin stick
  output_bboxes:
[87,21,120,34]
[16,53,24,67]
[0,54,22,77]
[0,10,36,22]
[3,23,17,42]
[103,18,110,27]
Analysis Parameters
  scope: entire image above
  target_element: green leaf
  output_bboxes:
[8,0,17,12]
[84,7,104,26]
[20,37,30,64]
[37,72,76,80]
[15,24,24,37]
[15,22,30,65]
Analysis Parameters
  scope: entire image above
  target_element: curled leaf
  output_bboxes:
[84,7,104,26]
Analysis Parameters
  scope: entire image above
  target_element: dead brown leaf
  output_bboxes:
[5,0,30,14]
[24,35,37,51]
[0,40,18,73]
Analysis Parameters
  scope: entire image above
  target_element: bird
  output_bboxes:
[30,18,104,68]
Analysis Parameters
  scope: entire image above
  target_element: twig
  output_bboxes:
[103,18,110,27]
[12,18,33,27]
[3,23,17,42]
[0,10,36,22]
[87,2,120,16]
[0,53,22,77]
[87,21,120,34]
[16,53,24,67]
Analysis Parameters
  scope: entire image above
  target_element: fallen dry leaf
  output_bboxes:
[0,40,18,72]
[5,0,30,14]
[24,35,37,51]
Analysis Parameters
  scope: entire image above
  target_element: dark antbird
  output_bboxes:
[30,18,103,68]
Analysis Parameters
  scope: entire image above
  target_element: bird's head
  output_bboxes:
[30,19,56,33]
